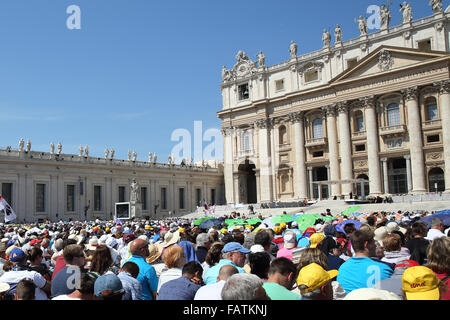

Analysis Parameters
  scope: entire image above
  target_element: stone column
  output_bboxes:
[289,112,308,199]
[256,118,273,202]
[308,167,314,199]
[324,105,341,197]
[402,87,426,193]
[404,155,412,193]
[222,127,235,204]
[361,96,382,195]
[381,158,389,194]
[337,101,353,198]
[435,80,450,192]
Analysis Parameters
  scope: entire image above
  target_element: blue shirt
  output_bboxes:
[337,257,393,294]
[157,276,201,300]
[118,271,142,300]
[204,259,246,285]
[127,255,158,300]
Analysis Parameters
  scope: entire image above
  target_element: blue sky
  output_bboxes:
[0,0,441,163]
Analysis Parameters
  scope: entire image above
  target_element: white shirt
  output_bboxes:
[52,295,81,300]
[426,228,446,241]
[0,270,48,300]
[194,280,225,300]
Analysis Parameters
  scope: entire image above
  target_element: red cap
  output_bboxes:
[395,259,420,268]
[30,239,42,246]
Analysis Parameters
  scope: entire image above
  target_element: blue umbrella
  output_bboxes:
[434,209,450,215]
[198,218,223,229]
[349,211,362,217]
[420,214,450,228]
[336,220,363,235]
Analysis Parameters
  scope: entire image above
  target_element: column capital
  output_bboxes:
[322,104,337,117]
[404,154,411,160]
[401,86,419,102]
[336,101,350,114]
[380,157,388,162]
[434,80,450,95]
[255,118,274,130]
[221,127,234,137]
[288,111,304,124]
[359,96,377,110]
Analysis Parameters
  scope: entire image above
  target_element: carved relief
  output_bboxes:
[354,160,368,168]
[427,152,442,161]
[378,50,394,71]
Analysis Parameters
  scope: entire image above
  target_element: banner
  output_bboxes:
[0,195,17,223]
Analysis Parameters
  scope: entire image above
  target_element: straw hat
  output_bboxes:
[162,230,180,248]
[146,243,163,264]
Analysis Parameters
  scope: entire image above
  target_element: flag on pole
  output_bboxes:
[0,195,17,223]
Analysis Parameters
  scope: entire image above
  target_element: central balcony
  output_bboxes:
[305,137,328,148]
[379,125,407,138]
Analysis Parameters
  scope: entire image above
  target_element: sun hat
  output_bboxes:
[222,242,251,254]
[309,233,325,248]
[162,230,180,248]
[85,237,99,251]
[146,243,163,264]
[94,274,125,297]
[343,288,401,300]
[297,263,339,293]
[402,266,440,300]
[386,222,399,233]
[374,226,388,242]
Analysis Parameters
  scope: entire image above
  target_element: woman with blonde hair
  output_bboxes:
[157,244,186,293]
[425,237,450,300]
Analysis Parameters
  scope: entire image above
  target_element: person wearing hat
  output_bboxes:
[337,229,393,294]
[0,248,51,300]
[161,230,181,248]
[297,263,338,300]
[94,273,125,300]
[309,233,325,249]
[126,239,158,300]
[374,259,420,298]
[276,231,298,261]
[204,242,250,285]
[402,266,443,300]
[145,243,165,277]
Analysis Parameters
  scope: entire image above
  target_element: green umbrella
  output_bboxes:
[341,206,362,216]
[270,215,294,225]
[194,217,214,226]
[244,218,262,225]
[225,219,246,226]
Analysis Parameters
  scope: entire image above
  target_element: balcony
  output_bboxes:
[352,130,366,141]
[379,125,407,138]
[305,137,328,148]
[422,119,442,129]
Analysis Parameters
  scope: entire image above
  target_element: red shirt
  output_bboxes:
[435,272,450,300]
[52,255,66,280]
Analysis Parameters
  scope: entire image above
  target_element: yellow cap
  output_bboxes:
[280,222,287,229]
[178,228,185,233]
[297,263,339,292]
[402,266,440,300]
[309,233,325,248]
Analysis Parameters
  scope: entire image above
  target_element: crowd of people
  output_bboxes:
[0,208,448,300]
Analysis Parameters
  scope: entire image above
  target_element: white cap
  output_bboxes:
[250,244,265,253]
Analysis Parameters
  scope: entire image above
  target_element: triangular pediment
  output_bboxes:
[331,45,449,84]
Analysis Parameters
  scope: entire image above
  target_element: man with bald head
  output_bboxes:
[194,264,238,300]
[126,239,158,300]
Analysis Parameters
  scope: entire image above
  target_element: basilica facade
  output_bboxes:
[218,7,450,204]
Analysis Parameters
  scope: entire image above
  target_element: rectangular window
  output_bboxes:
[313,151,324,158]
[355,144,366,152]
[242,132,251,151]
[275,79,284,91]
[36,184,46,212]
[211,189,216,205]
[161,187,167,210]
[196,188,201,207]
[418,39,432,51]
[94,186,102,211]
[427,135,440,143]
[118,186,126,203]
[66,184,75,212]
[1,183,13,207]
[304,70,319,83]
[179,188,185,210]
[387,104,401,127]
[238,83,249,100]
[141,187,148,210]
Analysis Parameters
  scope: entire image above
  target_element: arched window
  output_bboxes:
[312,118,323,139]
[425,97,438,121]
[387,103,400,127]
[279,125,287,145]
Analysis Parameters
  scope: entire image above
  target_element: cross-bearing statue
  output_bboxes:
[429,0,443,13]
